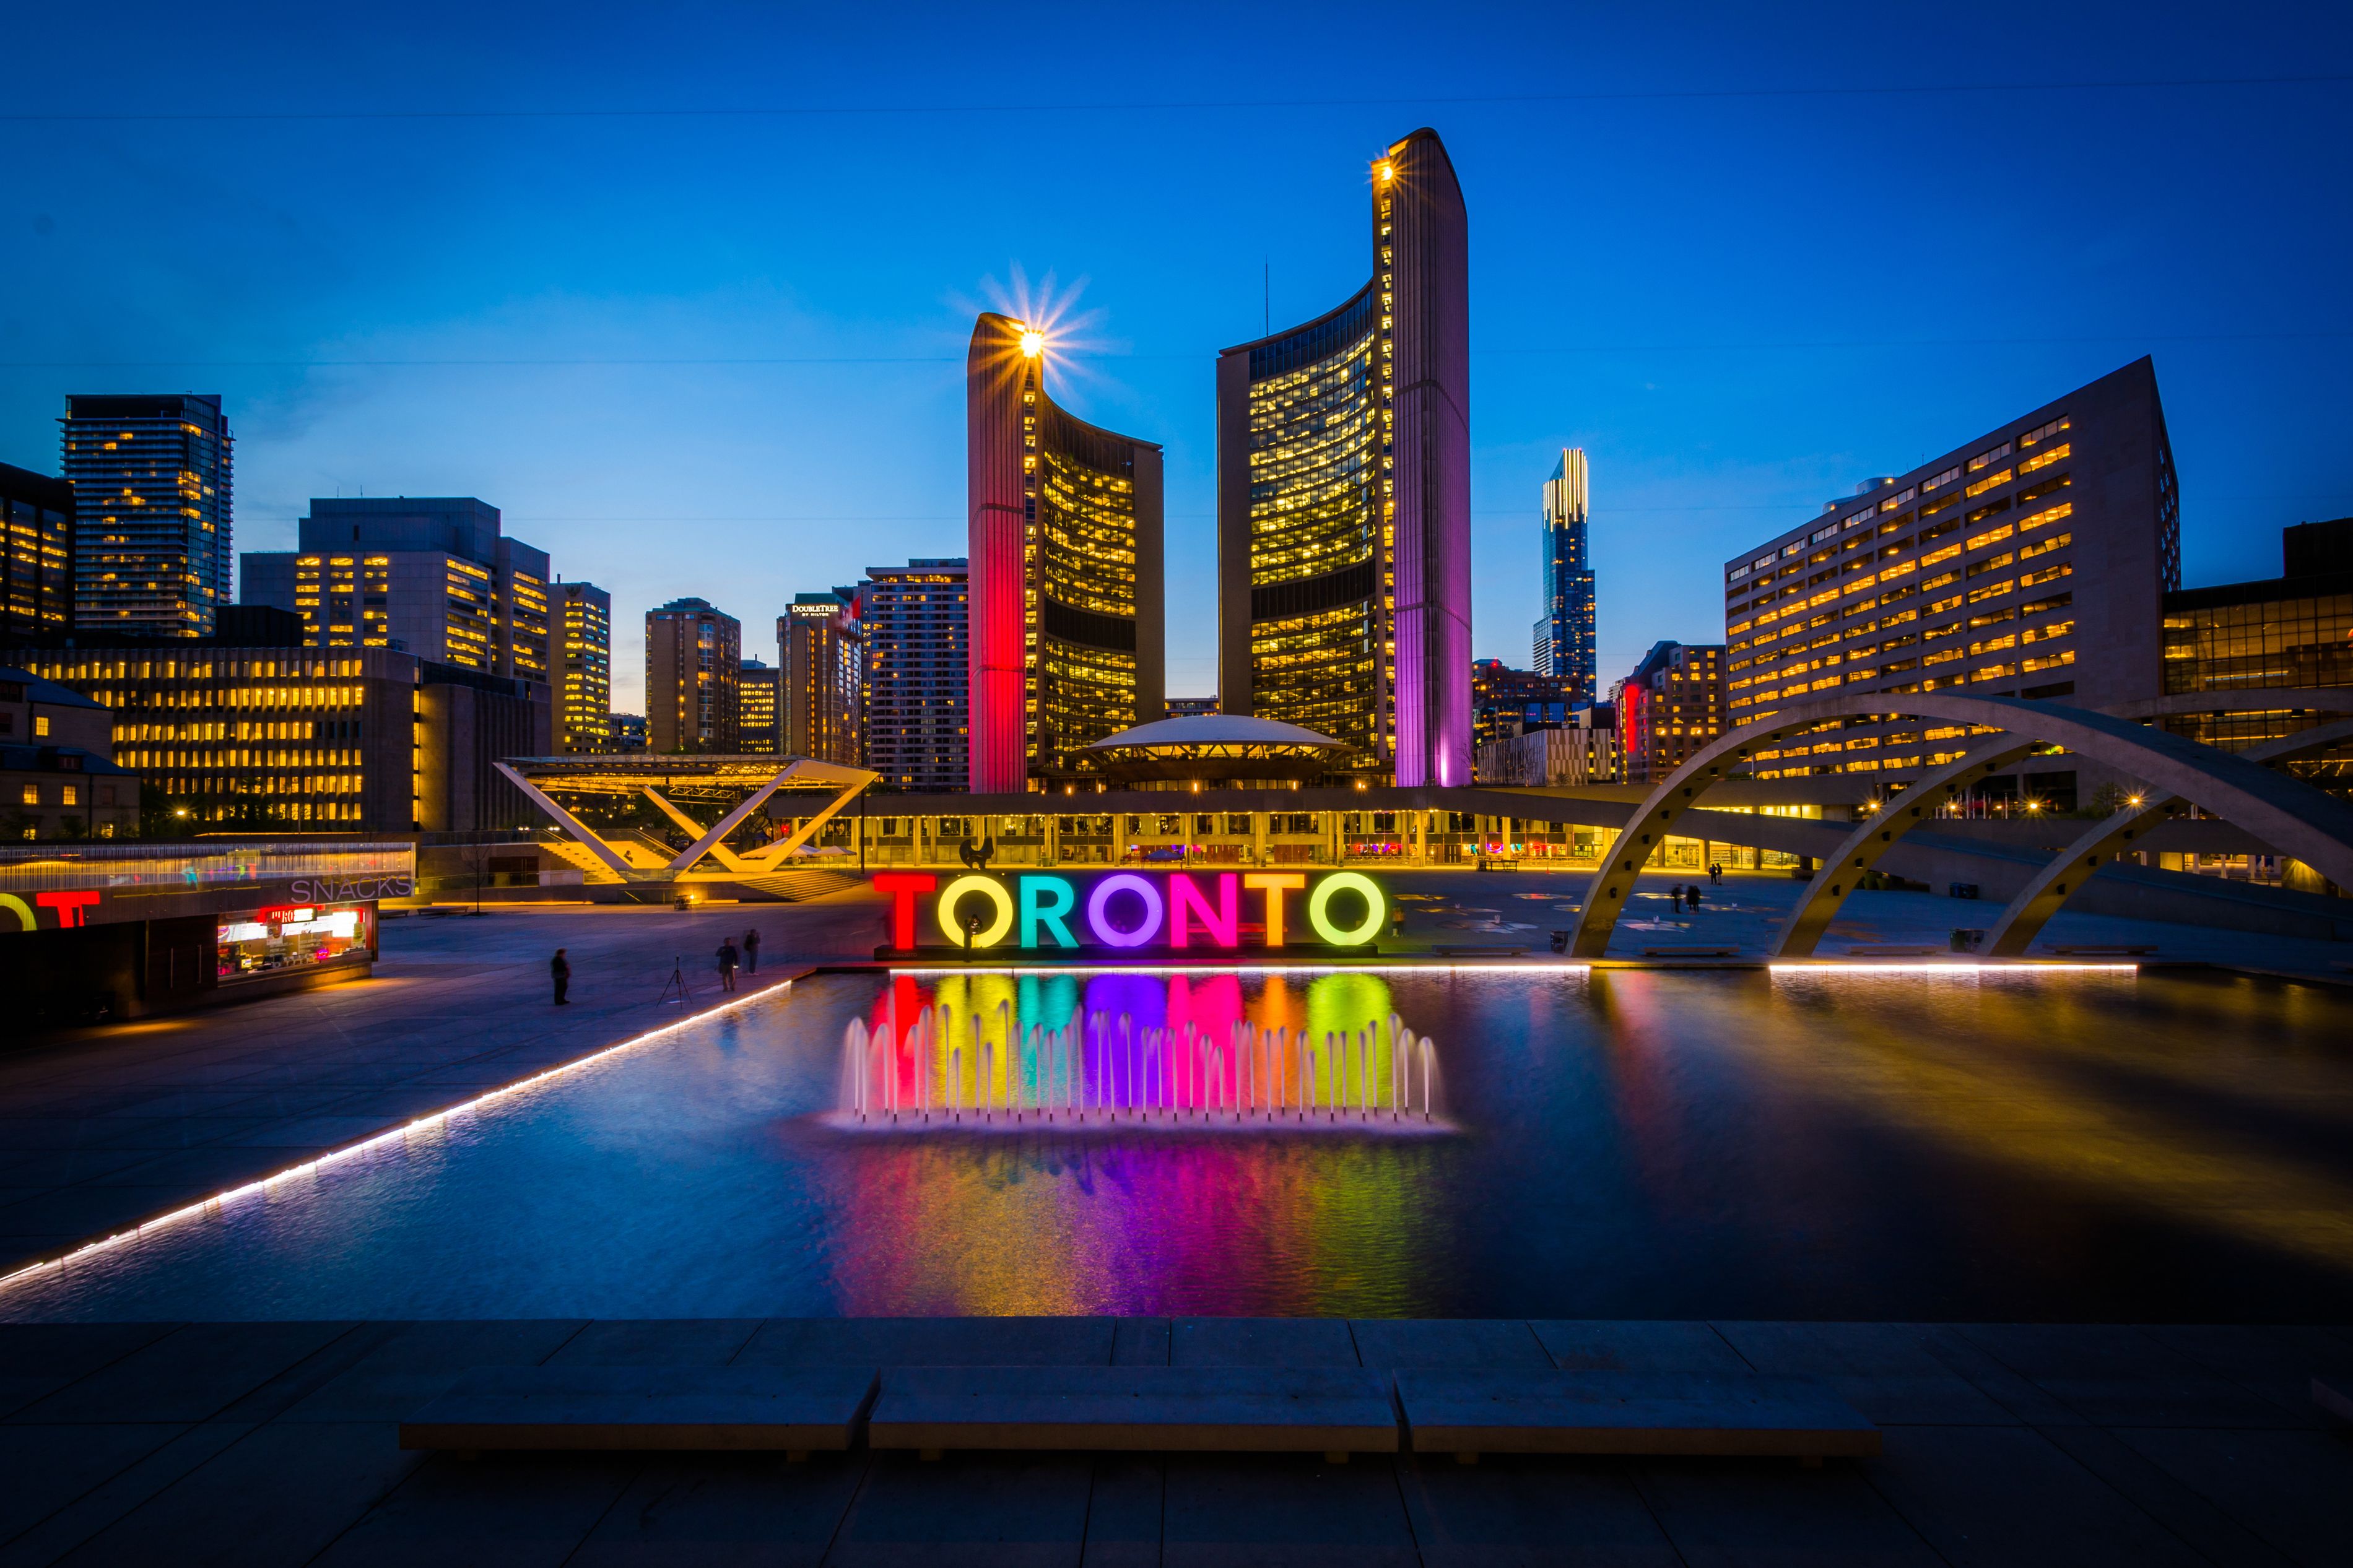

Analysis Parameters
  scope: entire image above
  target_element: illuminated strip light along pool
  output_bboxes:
[837,995,1445,1133]
[0,974,804,1299]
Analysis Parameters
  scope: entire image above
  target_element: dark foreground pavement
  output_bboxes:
[0,1315,2347,1566]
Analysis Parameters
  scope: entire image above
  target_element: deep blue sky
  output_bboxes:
[5,2,2349,713]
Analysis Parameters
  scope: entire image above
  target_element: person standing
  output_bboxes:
[550,948,571,1006]
[1670,886,1684,914]
[742,927,761,975]
[1687,883,1703,912]
[715,938,739,994]
[1708,861,1723,886]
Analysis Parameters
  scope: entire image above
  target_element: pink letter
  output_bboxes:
[1169,872,1238,948]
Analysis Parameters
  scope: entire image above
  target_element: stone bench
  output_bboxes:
[867,1365,1399,1459]
[1848,945,1939,958]
[399,1365,879,1455]
[1640,946,1740,959]
[1395,1370,1881,1463]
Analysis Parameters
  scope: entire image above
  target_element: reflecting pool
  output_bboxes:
[7,966,2353,1322]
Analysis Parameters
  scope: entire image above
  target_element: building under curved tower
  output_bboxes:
[1216,128,1472,786]
[967,312,1165,792]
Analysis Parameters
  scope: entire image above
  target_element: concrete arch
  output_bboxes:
[1567,693,2353,959]
[1983,714,2353,957]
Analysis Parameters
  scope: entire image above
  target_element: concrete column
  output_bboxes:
[1251,810,1267,866]
[1111,811,1128,865]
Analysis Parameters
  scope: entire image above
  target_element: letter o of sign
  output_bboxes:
[1307,872,1385,946]
[936,873,1015,948]
[1086,873,1164,948]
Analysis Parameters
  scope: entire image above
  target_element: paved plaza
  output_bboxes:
[0,1314,2347,1565]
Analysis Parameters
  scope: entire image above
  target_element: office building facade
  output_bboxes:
[1723,358,2177,806]
[241,497,554,682]
[1,665,140,839]
[861,558,968,792]
[612,713,648,753]
[557,580,612,753]
[1614,641,1726,786]
[738,658,780,754]
[645,597,739,753]
[1,463,74,648]
[1475,703,1617,787]
[61,394,233,637]
[18,641,549,832]
[780,592,862,765]
[967,313,1163,790]
[2159,519,2352,788]
[1216,128,1472,787]
[1470,659,1575,750]
[1533,448,1596,702]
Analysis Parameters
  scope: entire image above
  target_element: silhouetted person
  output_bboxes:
[1687,883,1703,912]
[742,927,761,974]
[550,948,571,1006]
[716,938,739,994]
[1671,886,1684,914]
[1708,861,1723,885]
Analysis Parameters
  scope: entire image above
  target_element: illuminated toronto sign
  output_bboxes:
[872,870,1387,955]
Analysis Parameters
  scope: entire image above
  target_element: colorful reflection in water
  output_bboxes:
[7,966,2353,1323]
[838,971,1441,1127]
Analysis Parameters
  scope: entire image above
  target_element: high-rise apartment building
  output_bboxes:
[557,580,612,753]
[1722,358,2177,806]
[780,591,861,765]
[1,462,74,648]
[861,558,968,792]
[645,597,739,753]
[1216,128,1472,786]
[1534,448,1596,703]
[1614,641,1726,786]
[61,394,233,637]
[240,498,554,682]
[967,313,1163,790]
[738,657,780,754]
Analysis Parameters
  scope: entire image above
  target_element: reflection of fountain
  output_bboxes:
[835,977,1442,1132]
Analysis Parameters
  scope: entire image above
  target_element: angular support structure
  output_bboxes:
[1770,735,2046,958]
[494,755,878,884]
[490,763,636,881]
[1983,714,2353,957]
[737,761,877,872]
[1567,693,2353,961]
[643,787,753,874]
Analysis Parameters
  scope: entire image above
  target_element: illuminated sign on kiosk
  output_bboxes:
[872,870,1388,953]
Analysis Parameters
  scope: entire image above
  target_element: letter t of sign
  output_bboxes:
[35,891,101,929]
[1242,873,1306,949]
[871,873,937,952]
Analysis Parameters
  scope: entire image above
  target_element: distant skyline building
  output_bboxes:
[645,597,739,754]
[967,312,1163,790]
[61,393,233,637]
[780,590,862,765]
[1533,448,1596,703]
[738,656,780,754]
[1,462,75,648]
[1216,128,1471,787]
[1165,695,1219,718]
[1470,658,1575,751]
[1723,357,2177,808]
[241,497,553,683]
[861,558,968,792]
[557,580,611,753]
[1614,641,1726,785]
[611,712,648,753]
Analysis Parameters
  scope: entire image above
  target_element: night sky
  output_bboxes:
[4,2,2348,712]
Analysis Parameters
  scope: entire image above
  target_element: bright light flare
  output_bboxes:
[1018,327,1045,358]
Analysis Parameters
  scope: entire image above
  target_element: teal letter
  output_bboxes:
[1020,875,1079,949]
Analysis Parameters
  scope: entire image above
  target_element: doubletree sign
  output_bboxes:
[872,870,1387,956]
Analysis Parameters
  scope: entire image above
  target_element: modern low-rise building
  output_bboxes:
[1,462,75,648]
[781,591,861,765]
[15,640,549,833]
[611,712,648,753]
[1216,128,1472,787]
[1165,695,1219,718]
[968,313,1163,790]
[1475,704,1618,787]
[558,579,612,753]
[645,597,739,753]
[63,393,233,638]
[241,497,555,682]
[1,665,139,839]
[1614,641,1726,786]
[1723,357,2177,808]
[861,558,968,792]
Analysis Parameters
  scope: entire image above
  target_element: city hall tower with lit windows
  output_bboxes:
[967,312,1165,792]
[1216,128,1472,786]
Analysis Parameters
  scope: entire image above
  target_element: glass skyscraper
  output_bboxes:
[1216,128,1471,786]
[967,312,1163,792]
[1533,448,1596,703]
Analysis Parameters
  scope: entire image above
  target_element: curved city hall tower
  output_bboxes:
[1216,128,1471,786]
[967,312,1165,792]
